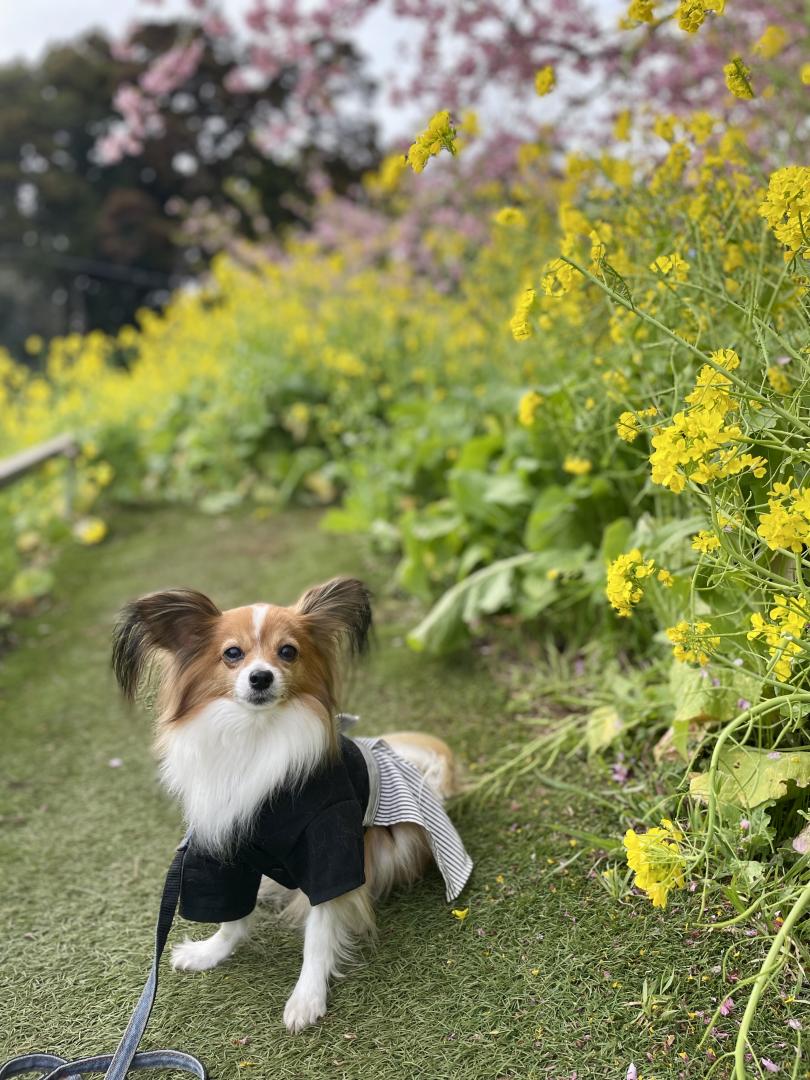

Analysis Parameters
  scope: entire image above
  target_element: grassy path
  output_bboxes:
[0,507,789,1079]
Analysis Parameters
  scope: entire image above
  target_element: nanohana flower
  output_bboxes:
[666,620,720,665]
[563,455,592,476]
[802,64,810,87]
[510,287,538,341]
[758,166,810,257]
[650,252,689,279]
[534,66,556,97]
[624,819,686,908]
[757,480,810,552]
[677,0,724,34]
[494,206,527,228]
[649,349,766,493]
[518,389,544,427]
[606,548,656,617]
[657,568,674,587]
[692,530,721,554]
[753,25,788,59]
[767,365,791,395]
[626,0,654,23]
[73,517,108,546]
[747,596,808,682]
[406,111,458,174]
[724,58,755,100]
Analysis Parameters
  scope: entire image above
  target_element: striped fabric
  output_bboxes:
[353,737,473,902]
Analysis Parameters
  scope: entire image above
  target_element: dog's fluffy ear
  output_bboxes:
[295,577,373,658]
[112,588,221,699]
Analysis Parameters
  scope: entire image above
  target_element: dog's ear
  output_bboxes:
[112,588,221,699]
[295,577,373,658]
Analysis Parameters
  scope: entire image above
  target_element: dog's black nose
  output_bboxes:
[249,668,274,691]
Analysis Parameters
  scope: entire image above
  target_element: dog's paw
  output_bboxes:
[283,987,327,1033]
[171,936,230,972]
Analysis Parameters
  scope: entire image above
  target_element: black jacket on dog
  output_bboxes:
[180,735,370,922]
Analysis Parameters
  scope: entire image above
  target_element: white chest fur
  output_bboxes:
[159,698,328,854]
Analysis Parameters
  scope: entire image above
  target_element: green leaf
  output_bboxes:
[523,485,576,551]
[690,746,810,809]
[669,662,762,761]
[600,517,633,565]
[407,553,535,654]
[586,706,623,755]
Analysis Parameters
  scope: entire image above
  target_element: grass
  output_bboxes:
[0,505,799,1079]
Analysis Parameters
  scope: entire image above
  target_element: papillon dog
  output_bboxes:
[112,577,470,1032]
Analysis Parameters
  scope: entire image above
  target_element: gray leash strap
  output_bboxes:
[1,836,207,1080]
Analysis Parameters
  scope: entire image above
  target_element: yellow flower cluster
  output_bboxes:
[510,287,538,341]
[677,0,724,34]
[563,455,592,476]
[541,258,577,297]
[606,549,673,617]
[756,480,810,553]
[625,0,654,23]
[753,25,788,59]
[650,252,689,279]
[766,364,791,395]
[406,111,458,174]
[624,819,686,909]
[518,389,544,427]
[758,166,810,257]
[616,407,657,443]
[691,529,720,554]
[748,596,808,683]
[649,349,766,493]
[666,620,720,665]
[534,66,556,97]
[494,207,527,228]
[724,58,754,100]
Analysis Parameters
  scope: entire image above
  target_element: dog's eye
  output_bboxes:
[223,646,244,662]
[278,644,298,662]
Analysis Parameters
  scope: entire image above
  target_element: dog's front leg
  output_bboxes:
[172,914,254,971]
[283,888,373,1033]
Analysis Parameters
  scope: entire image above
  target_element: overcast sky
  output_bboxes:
[0,1,622,139]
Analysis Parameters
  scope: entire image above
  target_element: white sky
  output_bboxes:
[0,1,623,140]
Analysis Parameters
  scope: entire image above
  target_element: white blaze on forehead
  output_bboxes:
[251,604,269,643]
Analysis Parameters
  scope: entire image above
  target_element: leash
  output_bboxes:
[1,836,207,1080]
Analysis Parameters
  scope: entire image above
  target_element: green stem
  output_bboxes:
[733,878,810,1079]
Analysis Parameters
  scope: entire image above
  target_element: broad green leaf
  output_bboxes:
[670,662,762,761]
[407,553,535,654]
[523,485,576,551]
[586,706,623,755]
[600,517,633,565]
[690,746,810,809]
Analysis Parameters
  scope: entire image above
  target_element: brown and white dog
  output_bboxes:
[112,577,461,1032]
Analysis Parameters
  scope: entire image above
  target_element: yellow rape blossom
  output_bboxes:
[757,481,810,552]
[518,390,544,427]
[753,25,788,59]
[767,365,791,395]
[606,549,656,617]
[758,167,810,256]
[494,207,527,228]
[73,517,108,546]
[724,58,755,100]
[563,455,592,476]
[666,620,720,665]
[407,111,458,174]
[534,66,556,97]
[510,287,538,341]
[692,530,721,554]
[748,596,808,682]
[624,820,686,908]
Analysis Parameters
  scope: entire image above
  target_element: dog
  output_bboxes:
[112,577,472,1032]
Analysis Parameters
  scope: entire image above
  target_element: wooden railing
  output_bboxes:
[0,433,78,511]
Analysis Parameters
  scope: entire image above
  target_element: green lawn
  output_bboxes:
[0,507,796,1079]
